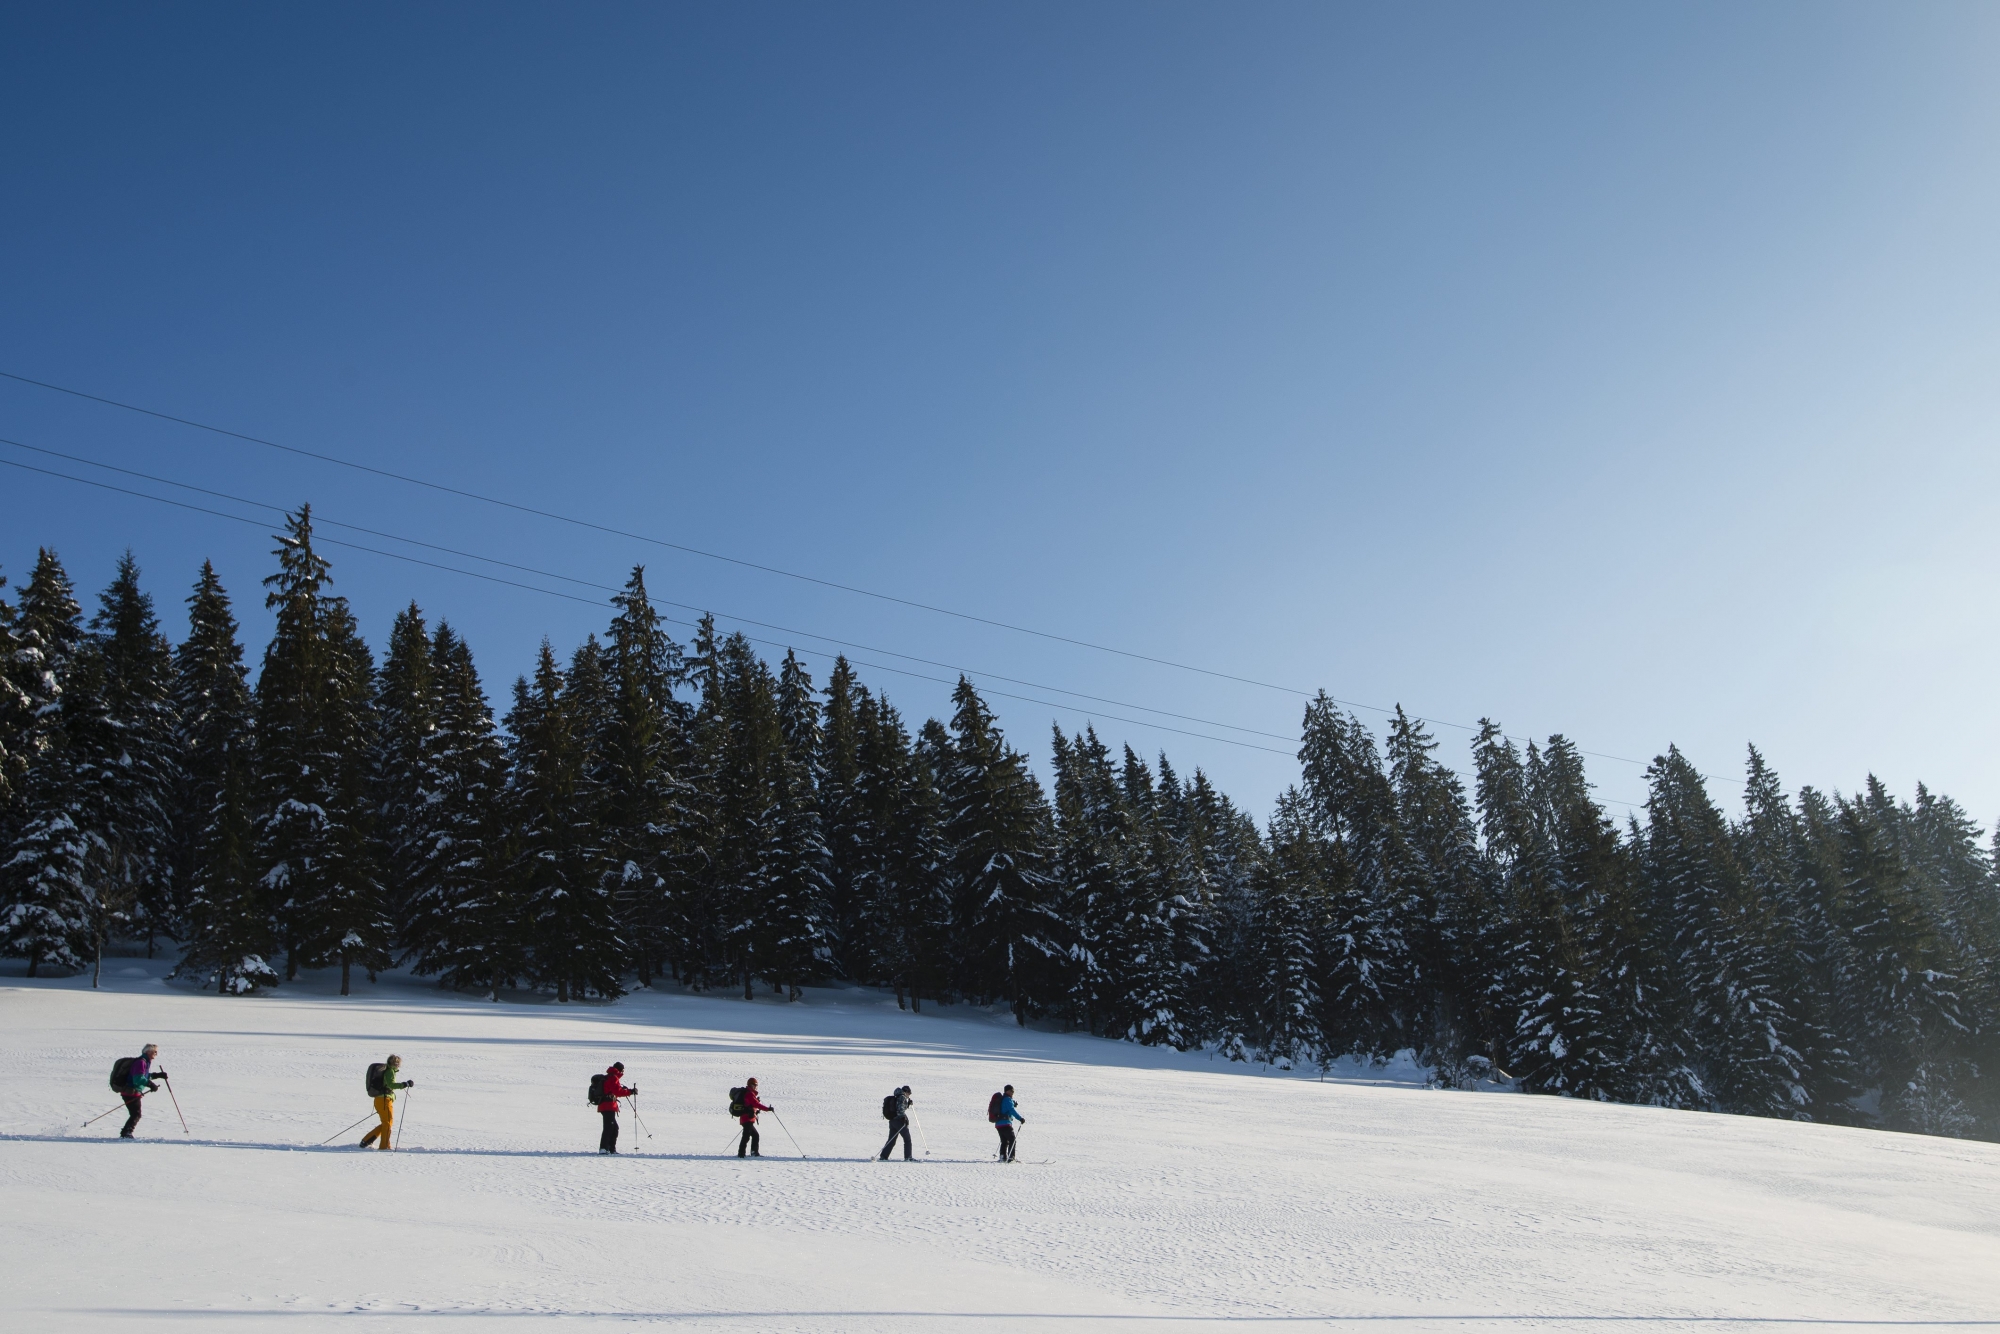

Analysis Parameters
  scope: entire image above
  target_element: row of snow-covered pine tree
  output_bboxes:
[4,508,1997,1139]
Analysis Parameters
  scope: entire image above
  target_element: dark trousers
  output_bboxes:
[119,1093,144,1137]
[880,1116,912,1160]
[600,1109,619,1153]
[738,1123,760,1156]
[997,1123,1017,1161]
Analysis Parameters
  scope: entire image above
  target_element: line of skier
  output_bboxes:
[94,1042,1030,1162]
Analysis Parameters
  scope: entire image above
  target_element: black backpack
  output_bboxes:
[987,1091,1004,1123]
[728,1086,746,1118]
[588,1073,607,1106]
[110,1056,135,1092]
[882,1093,899,1121]
[366,1062,388,1098]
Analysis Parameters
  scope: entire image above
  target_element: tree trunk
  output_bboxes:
[743,963,753,1001]
[895,982,906,1011]
[93,933,103,989]
[340,957,351,996]
[26,948,39,978]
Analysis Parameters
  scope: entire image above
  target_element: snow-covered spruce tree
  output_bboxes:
[1142,753,1214,1049]
[506,640,622,1001]
[764,650,833,1000]
[939,677,1058,1023]
[598,568,687,987]
[1472,721,1610,1097]
[2,550,91,974]
[1636,747,1808,1116]
[1048,726,1118,1034]
[1386,707,1501,1081]
[1904,785,2000,1135]
[401,624,514,997]
[853,691,947,1010]
[373,603,442,934]
[1532,737,1691,1106]
[253,508,389,994]
[667,615,728,989]
[1185,767,1265,1060]
[1254,788,1327,1068]
[172,561,274,993]
[1733,748,1859,1118]
[77,554,183,958]
[701,632,784,999]
[0,568,42,824]
[1111,746,1195,1047]
[818,655,869,980]
[1297,696,1417,1062]
[1835,780,1973,1133]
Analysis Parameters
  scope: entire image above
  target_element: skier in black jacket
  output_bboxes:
[878,1085,914,1160]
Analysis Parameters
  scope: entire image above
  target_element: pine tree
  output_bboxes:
[1734,748,1857,1117]
[764,650,833,999]
[374,603,442,933]
[1256,788,1326,1068]
[1386,707,1499,1081]
[1836,780,1972,1133]
[1472,721,1602,1096]
[1297,696,1416,1061]
[1637,747,1805,1115]
[2,551,91,975]
[507,641,622,1000]
[819,655,869,979]
[938,677,1057,1022]
[253,508,389,994]
[403,624,514,997]
[173,561,271,992]
[598,569,687,986]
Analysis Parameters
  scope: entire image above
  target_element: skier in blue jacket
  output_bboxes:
[993,1084,1025,1162]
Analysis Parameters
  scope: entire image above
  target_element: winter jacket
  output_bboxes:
[995,1095,1024,1125]
[887,1090,912,1120]
[738,1088,772,1125]
[127,1056,157,1092]
[381,1066,411,1103]
[598,1070,634,1112]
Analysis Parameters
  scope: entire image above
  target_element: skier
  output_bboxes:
[596,1061,637,1154]
[736,1077,773,1158]
[878,1085,914,1161]
[117,1043,164,1138]
[359,1054,414,1150]
[992,1084,1025,1162]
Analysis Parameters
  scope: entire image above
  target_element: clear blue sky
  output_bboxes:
[4,3,1997,822]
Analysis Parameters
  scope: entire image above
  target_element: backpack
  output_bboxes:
[110,1056,135,1092]
[366,1062,388,1098]
[882,1093,899,1121]
[987,1091,1004,1123]
[728,1086,747,1118]
[588,1073,607,1106]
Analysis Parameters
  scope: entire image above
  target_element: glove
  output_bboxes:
[406,1080,416,1088]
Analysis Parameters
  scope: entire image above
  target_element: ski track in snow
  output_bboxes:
[2,963,1998,1332]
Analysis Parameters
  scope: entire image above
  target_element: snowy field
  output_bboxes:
[2,963,1997,1332]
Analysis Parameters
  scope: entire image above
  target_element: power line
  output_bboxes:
[0,367,1651,770]
[0,435,1301,745]
[0,452,1652,804]
[0,454,1296,758]
[0,367,1316,693]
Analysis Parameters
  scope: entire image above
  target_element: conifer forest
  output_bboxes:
[4,509,1996,1141]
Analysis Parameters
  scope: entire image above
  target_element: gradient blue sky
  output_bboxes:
[4,3,1998,822]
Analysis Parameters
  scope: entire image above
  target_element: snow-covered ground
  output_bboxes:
[2,962,1996,1331]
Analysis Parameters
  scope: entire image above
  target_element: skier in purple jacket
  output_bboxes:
[120,1043,164,1138]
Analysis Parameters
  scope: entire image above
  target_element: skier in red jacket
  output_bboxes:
[598,1062,637,1155]
[737,1076,773,1158]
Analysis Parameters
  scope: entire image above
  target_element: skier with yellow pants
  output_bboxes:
[359,1054,413,1149]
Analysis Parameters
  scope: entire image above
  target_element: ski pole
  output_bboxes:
[769,1109,809,1159]
[722,1128,741,1154]
[160,1076,189,1134]
[320,1112,377,1146]
[628,1095,653,1140]
[83,1101,127,1129]
[909,1111,932,1156]
[395,1087,413,1150]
